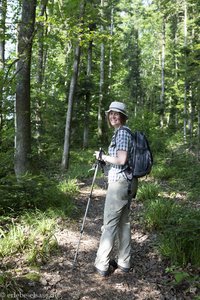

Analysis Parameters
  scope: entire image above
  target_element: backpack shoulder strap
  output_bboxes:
[116,126,134,137]
[114,126,135,149]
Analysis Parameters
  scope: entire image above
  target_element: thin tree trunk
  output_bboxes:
[169,13,179,129]
[35,0,48,148]
[0,0,7,138]
[188,7,195,149]
[183,0,188,143]
[134,28,141,113]
[98,0,104,138]
[83,38,93,148]
[108,5,114,94]
[160,17,165,128]
[14,0,37,177]
[198,108,200,160]
[188,90,195,149]
[61,0,85,171]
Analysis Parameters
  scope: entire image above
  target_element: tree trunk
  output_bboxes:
[168,13,179,129]
[188,90,195,148]
[108,5,114,94]
[35,0,48,148]
[160,16,165,128]
[0,0,7,138]
[183,0,188,143]
[98,0,104,138]
[198,108,200,160]
[61,0,85,171]
[14,0,37,177]
[83,38,93,148]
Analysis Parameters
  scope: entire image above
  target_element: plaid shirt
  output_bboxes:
[107,126,133,183]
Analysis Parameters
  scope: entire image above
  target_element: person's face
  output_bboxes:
[108,111,122,128]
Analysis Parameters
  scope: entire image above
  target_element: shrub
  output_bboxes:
[143,197,178,230]
[0,174,77,214]
[159,209,200,267]
[0,210,58,265]
[137,182,160,202]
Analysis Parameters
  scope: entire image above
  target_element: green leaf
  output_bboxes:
[174,271,190,283]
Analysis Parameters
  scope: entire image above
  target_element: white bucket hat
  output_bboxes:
[105,101,128,118]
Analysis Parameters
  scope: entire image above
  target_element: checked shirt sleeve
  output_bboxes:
[115,128,130,152]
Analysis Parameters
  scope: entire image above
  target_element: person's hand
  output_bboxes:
[94,150,103,160]
[94,150,108,164]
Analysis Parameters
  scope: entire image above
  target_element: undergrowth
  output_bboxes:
[137,139,200,297]
[0,134,200,296]
[139,139,200,269]
[0,174,80,296]
[0,149,94,294]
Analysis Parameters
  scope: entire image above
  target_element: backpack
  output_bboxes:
[116,127,153,178]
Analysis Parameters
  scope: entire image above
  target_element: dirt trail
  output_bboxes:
[24,179,194,300]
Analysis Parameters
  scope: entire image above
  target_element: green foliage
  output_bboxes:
[175,152,200,192]
[128,110,159,135]
[137,182,160,202]
[143,195,200,267]
[159,208,200,267]
[0,174,77,214]
[0,223,29,256]
[0,148,95,267]
[0,211,53,254]
[173,271,190,284]
[0,149,14,178]
[25,231,58,266]
[149,130,200,202]
[141,129,200,268]
[152,164,177,180]
[165,266,200,294]
[152,154,178,180]
[127,110,167,154]
[66,149,97,179]
[0,272,22,299]
[0,210,59,268]
[143,198,177,231]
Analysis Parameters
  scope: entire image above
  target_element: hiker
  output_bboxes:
[94,101,138,277]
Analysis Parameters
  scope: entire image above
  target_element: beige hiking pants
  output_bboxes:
[95,177,138,272]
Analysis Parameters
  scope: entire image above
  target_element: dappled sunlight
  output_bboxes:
[132,231,149,244]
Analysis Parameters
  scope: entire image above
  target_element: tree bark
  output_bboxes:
[198,108,200,160]
[83,38,93,149]
[160,16,165,128]
[35,0,48,147]
[98,0,105,138]
[169,12,179,129]
[61,0,85,171]
[15,0,37,177]
[0,0,7,137]
[183,0,188,143]
[108,5,114,94]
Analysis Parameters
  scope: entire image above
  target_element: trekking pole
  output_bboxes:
[72,148,104,270]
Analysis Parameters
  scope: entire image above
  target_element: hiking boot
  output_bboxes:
[95,266,112,278]
[109,259,130,273]
[117,265,130,273]
[95,260,118,278]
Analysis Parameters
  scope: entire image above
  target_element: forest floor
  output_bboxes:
[3,177,199,300]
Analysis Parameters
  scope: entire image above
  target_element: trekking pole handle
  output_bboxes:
[98,148,106,173]
[98,148,103,160]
